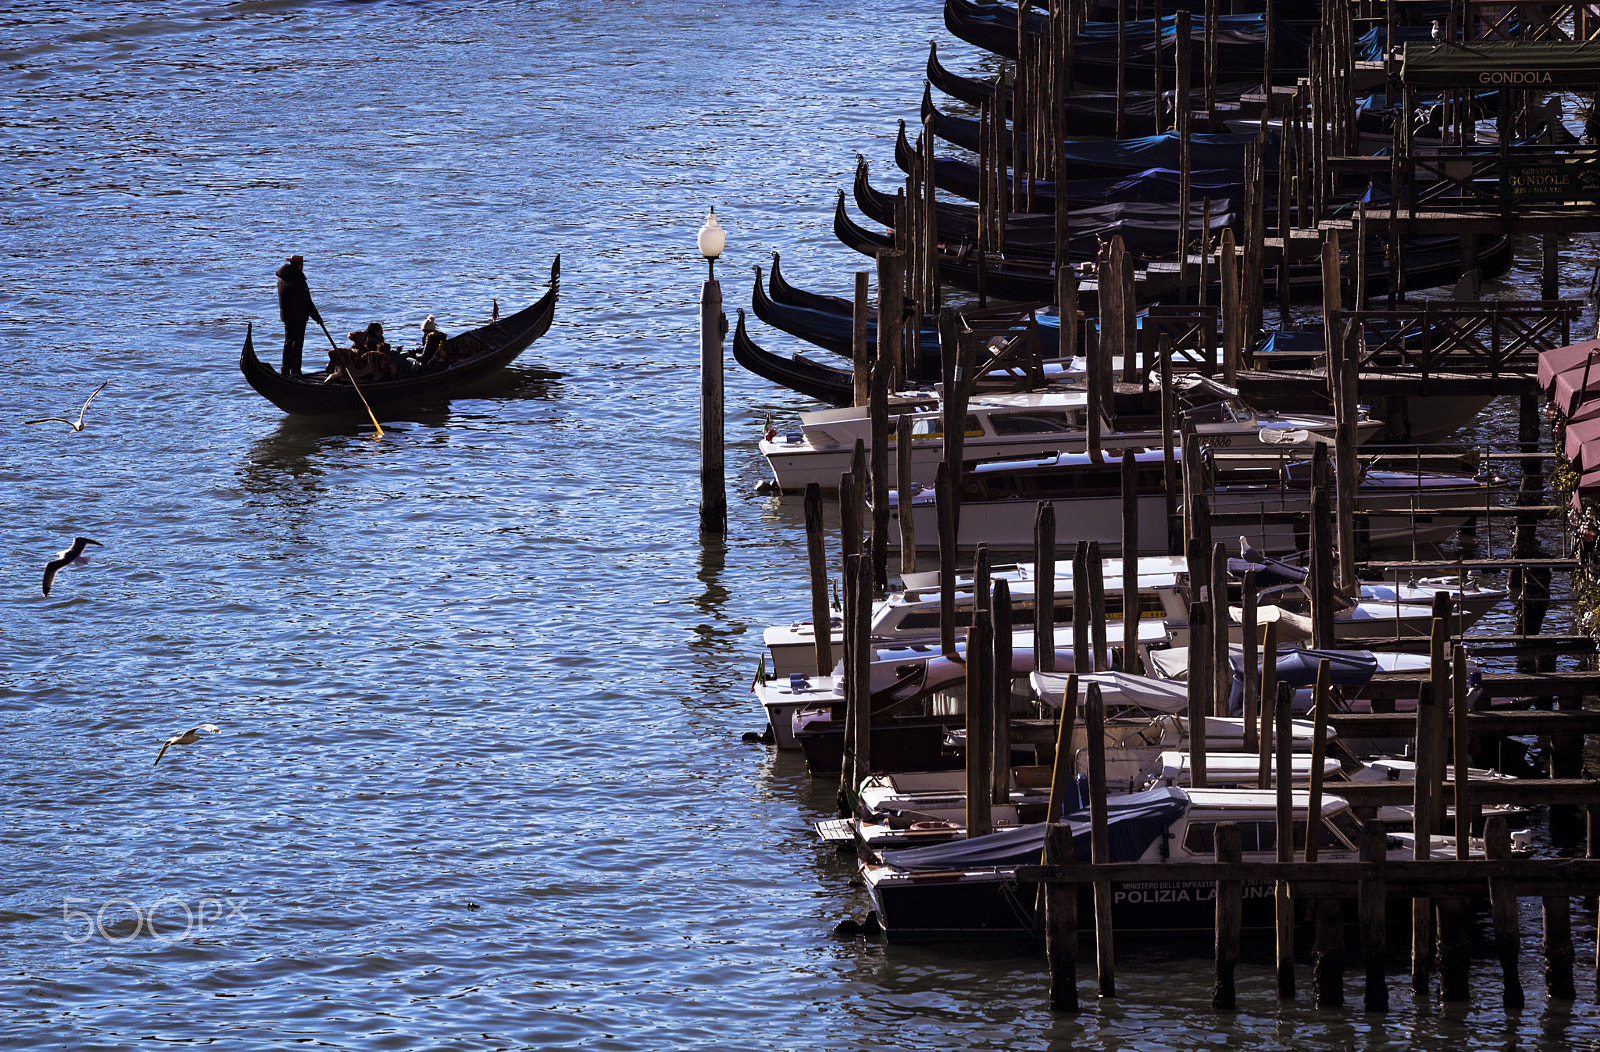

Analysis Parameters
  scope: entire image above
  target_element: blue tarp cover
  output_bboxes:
[878,786,1189,872]
[1225,647,1382,715]
[1058,131,1276,177]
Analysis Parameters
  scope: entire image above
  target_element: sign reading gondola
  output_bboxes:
[1402,41,1600,90]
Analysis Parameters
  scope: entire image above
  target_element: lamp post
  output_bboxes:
[698,207,728,535]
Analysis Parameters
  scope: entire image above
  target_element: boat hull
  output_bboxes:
[239,257,558,416]
[864,865,1284,942]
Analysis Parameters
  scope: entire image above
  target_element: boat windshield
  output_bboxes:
[990,412,1081,434]
[906,415,983,438]
[1182,814,1358,855]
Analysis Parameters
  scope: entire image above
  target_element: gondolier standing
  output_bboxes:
[276,254,322,377]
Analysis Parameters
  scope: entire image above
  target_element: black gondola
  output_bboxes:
[240,257,559,416]
[925,43,1175,138]
[732,309,855,406]
[944,0,1311,86]
[751,256,948,370]
[835,190,1510,305]
[850,168,1238,262]
[893,119,1248,212]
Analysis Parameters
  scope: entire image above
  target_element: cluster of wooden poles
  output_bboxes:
[1025,669,1600,1013]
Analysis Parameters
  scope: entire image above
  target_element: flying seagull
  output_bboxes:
[154,724,221,766]
[24,381,109,432]
[42,536,101,596]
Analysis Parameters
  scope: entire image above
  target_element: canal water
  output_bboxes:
[2,2,1597,1048]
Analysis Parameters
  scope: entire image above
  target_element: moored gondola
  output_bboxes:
[836,189,1509,306]
[893,119,1248,212]
[752,256,948,371]
[943,0,1310,86]
[732,309,855,406]
[240,257,559,416]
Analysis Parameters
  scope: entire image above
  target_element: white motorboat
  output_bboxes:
[880,447,1505,552]
[859,785,1475,943]
[759,386,1379,493]
[762,554,1184,677]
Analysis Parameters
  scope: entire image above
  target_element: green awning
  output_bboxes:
[1401,40,1600,89]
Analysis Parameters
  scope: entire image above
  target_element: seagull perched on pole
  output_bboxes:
[1431,20,1443,43]
[24,381,108,432]
[42,537,100,596]
[154,724,221,766]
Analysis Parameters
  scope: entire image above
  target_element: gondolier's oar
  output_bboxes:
[317,319,383,437]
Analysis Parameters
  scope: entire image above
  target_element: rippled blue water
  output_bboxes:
[2,2,1598,1048]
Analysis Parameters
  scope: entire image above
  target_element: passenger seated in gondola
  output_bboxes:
[419,314,451,370]
[357,322,399,381]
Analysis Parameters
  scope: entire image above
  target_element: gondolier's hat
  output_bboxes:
[287,254,304,263]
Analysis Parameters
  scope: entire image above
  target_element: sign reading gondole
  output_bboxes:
[1502,158,1600,202]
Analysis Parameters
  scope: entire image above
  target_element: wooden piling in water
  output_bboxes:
[1310,444,1334,651]
[1412,679,1438,992]
[804,483,833,679]
[840,469,860,562]
[1274,681,1295,999]
[897,415,916,574]
[1452,644,1472,857]
[870,319,890,591]
[937,461,957,657]
[1543,890,1576,1001]
[852,272,870,408]
[1188,598,1211,789]
[1257,619,1278,790]
[1314,898,1345,1009]
[1160,337,1178,553]
[1213,821,1242,1010]
[1240,570,1259,754]
[992,577,1013,806]
[1071,541,1090,673]
[1485,815,1526,1010]
[1210,539,1229,718]
[1086,541,1107,673]
[1355,818,1389,1013]
[1035,502,1056,673]
[1085,683,1115,998]
[967,549,994,839]
[840,552,872,815]
[1045,818,1080,1012]
[1121,451,1139,668]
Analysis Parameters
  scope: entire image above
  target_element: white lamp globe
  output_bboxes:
[698,207,725,260]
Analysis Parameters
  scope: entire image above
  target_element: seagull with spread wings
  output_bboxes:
[42,537,101,596]
[154,724,221,766]
[25,381,109,432]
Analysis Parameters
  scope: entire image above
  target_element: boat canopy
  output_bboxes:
[1225,647,1381,715]
[1402,41,1600,89]
[879,786,1189,872]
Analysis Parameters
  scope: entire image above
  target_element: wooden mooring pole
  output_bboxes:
[1086,682,1115,998]
[1213,821,1242,1010]
[804,482,833,678]
[897,415,916,574]
[1274,680,1295,1000]
[699,267,726,534]
[1121,450,1139,669]
[1035,501,1057,673]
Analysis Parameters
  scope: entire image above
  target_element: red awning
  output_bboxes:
[1564,414,1600,471]
[1538,339,1600,395]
